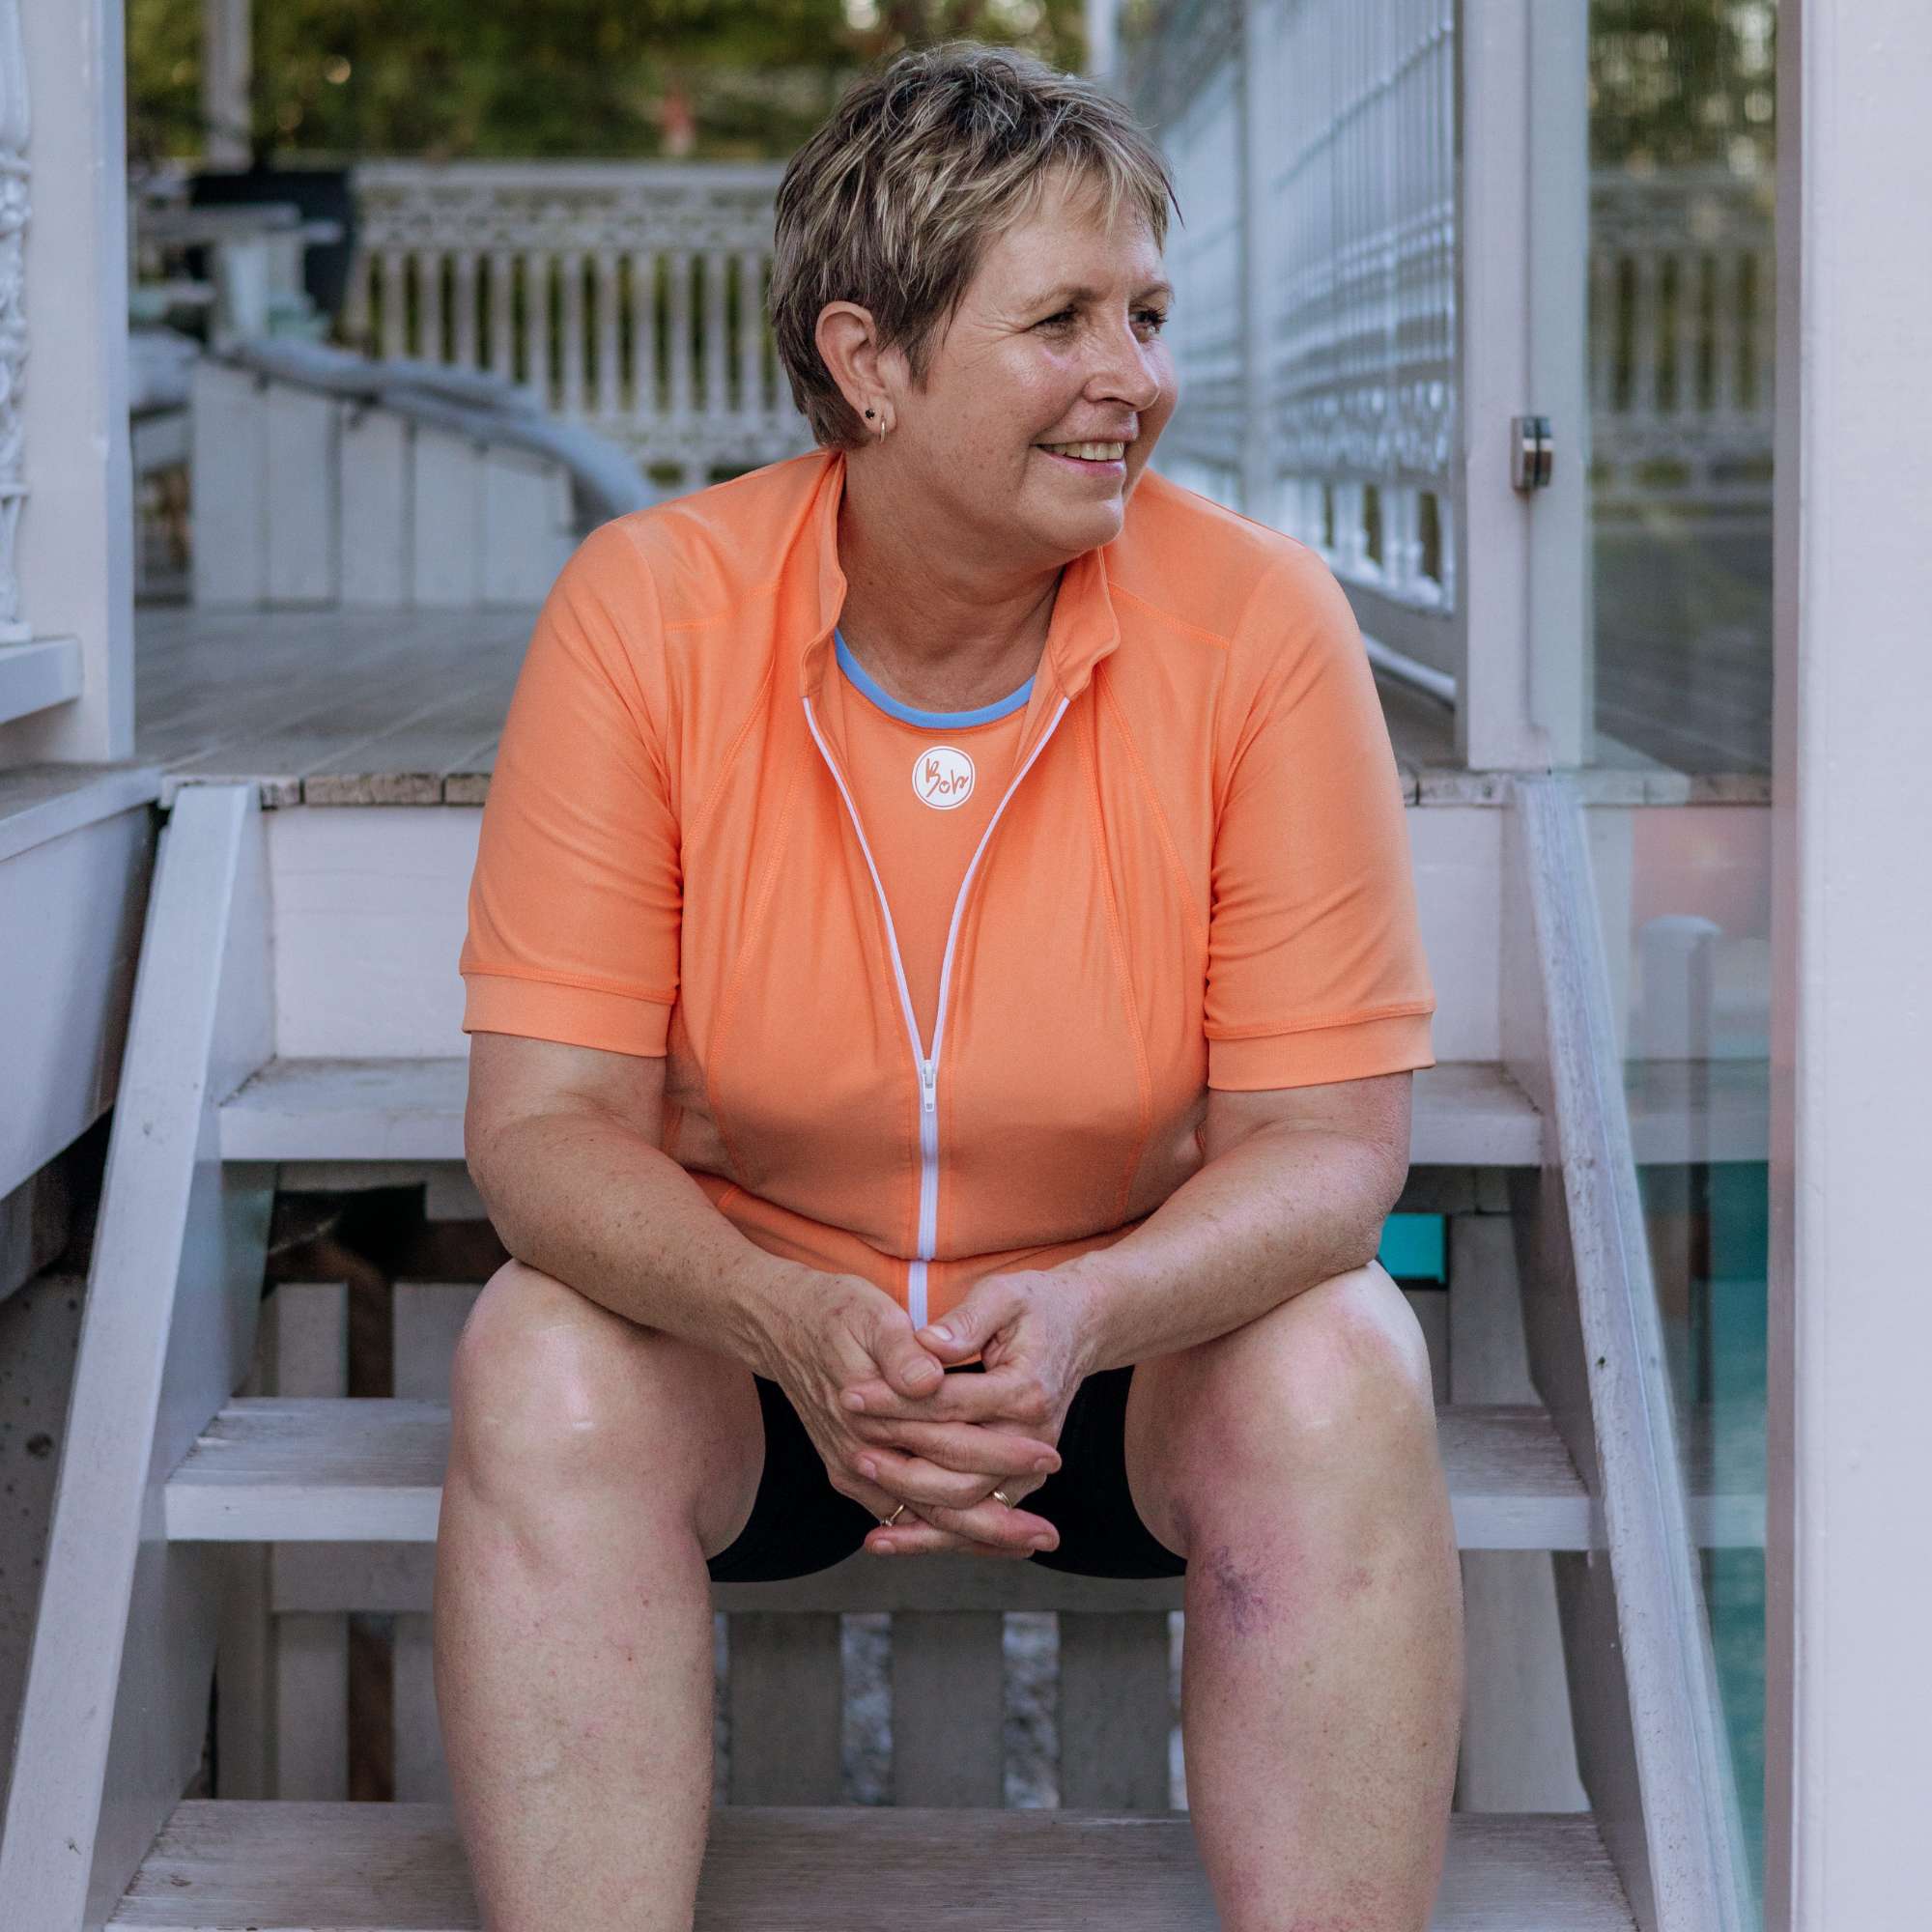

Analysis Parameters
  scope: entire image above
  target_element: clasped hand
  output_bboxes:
[773,1268,1093,1560]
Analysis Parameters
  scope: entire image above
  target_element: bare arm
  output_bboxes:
[1051,1070,1414,1376]
[464,1030,804,1377]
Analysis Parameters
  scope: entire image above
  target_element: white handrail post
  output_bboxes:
[0,0,133,765]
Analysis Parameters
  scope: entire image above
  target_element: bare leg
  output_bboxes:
[1125,1263,1465,1932]
[434,1260,764,1932]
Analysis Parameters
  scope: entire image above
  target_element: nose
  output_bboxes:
[1086,312,1163,414]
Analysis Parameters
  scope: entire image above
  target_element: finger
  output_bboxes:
[841,1367,1043,1427]
[857,1444,1055,1515]
[851,1415,1062,1479]
[824,1450,939,1528]
[865,1518,1037,1559]
[914,1276,1026,1362]
[867,1321,947,1402]
[895,1492,1057,1556]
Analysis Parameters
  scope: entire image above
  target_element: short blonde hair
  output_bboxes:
[770,43,1178,448]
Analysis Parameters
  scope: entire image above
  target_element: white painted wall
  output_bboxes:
[1767,2,1932,1924]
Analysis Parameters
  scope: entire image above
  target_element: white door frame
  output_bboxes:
[1455,0,1593,772]
[1767,0,1932,1923]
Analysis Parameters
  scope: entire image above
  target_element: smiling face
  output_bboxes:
[870,167,1178,570]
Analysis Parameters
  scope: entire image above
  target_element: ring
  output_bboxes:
[991,1489,1015,1508]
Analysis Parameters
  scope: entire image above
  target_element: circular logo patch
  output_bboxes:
[912,745,976,810]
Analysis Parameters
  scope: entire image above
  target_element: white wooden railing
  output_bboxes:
[345,160,812,492]
[1589,169,1776,521]
[339,150,1771,534]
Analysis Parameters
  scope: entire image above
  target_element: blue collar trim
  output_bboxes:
[834,629,1034,728]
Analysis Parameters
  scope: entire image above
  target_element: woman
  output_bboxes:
[442,42,1463,1932]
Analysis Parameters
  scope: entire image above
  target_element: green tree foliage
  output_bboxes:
[1589,0,1776,171]
[128,0,1087,166]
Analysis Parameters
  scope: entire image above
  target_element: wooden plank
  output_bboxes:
[263,387,340,607]
[297,676,514,805]
[391,1284,479,1803]
[216,1283,348,1800]
[0,787,275,1929]
[155,615,497,792]
[889,1611,1005,1806]
[166,1399,448,1542]
[393,1283,477,1403]
[0,1271,91,1813]
[170,1397,1602,1551]
[0,803,154,1208]
[215,1554,281,1805]
[275,1616,351,1803]
[189,361,269,607]
[480,449,571,606]
[0,762,160,866]
[1622,1056,1770,1165]
[267,1278,353,1827]
[219,1059,471,1162]
[726,1614,842,1805]
[112,1799,1634,1929]
[135,608,454,766]
[217,1056,1544,1169]
[338,410,412,608]
[1412,1061,1542,1166]
[1501,777,1757,1929]
[1448,1212,1589,1815]
[392,1617,450,1804]
[411,428,483,608]
[270,1541,1188,1618]
[1058,1612,1172,1811]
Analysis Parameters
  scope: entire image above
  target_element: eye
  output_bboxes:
[1133,305,1170,337]
[1034,307,1078,330]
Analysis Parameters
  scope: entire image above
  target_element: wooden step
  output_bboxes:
[163,1397,1595,1553]
[218,1055,1548,1166]
[111,1799,1634,1930]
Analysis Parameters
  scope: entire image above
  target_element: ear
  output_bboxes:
[814,299,899,427]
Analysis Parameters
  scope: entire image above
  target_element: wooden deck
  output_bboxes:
[0,605,1772,837]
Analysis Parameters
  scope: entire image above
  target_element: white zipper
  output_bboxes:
[801,688,1072,1329]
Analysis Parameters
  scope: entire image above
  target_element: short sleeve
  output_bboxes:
[1205,548,1435,1090]
[458,520,680,1057]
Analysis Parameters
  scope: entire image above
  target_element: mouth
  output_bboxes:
[1035,439,1130,472]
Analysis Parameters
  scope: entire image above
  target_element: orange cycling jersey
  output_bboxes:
[459,447,1436,1330]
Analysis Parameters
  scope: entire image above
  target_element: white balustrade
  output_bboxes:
[1588,169,1776,521]
[1129,0,1459,618]
[347,160,812,492]
[1129,0,1775,611]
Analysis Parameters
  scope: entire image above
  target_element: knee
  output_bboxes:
[446,1259,696,1508]
[1183,1262,1437,1483]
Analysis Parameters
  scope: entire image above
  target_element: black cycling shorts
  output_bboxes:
[706,1359,1188,1582]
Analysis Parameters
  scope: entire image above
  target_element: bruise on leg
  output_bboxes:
[1202,1540,1278,1638]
